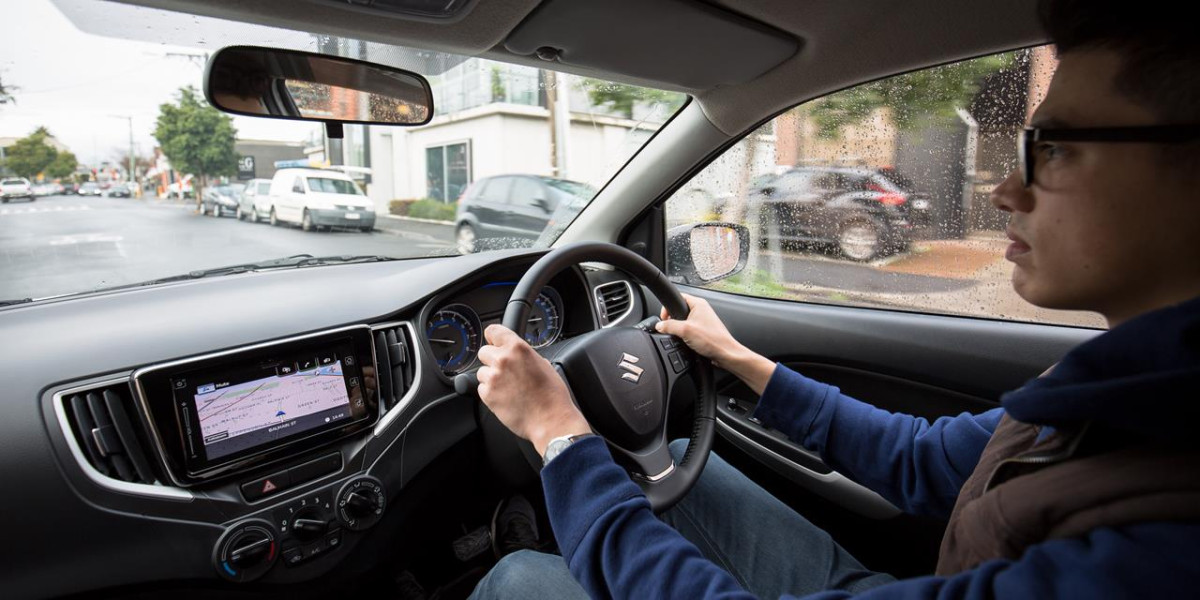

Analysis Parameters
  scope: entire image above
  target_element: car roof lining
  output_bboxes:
[111,0,1048,136]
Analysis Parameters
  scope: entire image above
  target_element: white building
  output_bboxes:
[326,59,679,206]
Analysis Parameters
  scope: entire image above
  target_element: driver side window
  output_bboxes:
[664,46,1102,328]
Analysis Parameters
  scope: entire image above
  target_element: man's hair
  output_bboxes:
[1039,0,1200,125]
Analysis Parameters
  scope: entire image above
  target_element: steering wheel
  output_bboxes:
[456,242,715,512]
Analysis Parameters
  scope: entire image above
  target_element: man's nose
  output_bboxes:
[990,169,1034,214]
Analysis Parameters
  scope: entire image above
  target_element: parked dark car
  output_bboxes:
[104,182,132,198]
[201,183,246,217]
[454,174,596,253]
[751,166,931,261]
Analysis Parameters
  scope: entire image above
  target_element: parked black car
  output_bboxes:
[751,166,931,261]
[454,175,596,253]
[201,183,246,217]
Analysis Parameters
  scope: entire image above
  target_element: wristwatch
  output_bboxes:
[542,433,594,466]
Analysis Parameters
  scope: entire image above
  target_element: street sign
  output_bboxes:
[237,156,255,180]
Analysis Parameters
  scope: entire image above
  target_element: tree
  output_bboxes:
[0,72,15,105]
[153,86,237,202]
[45,151,78,179]
[806,52,1017,138]
[580,79,686,119]
[3,127,58,179]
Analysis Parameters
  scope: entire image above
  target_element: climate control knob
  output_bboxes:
[336,476,386,531]
[212,519,278,582]
[290,506,329,542]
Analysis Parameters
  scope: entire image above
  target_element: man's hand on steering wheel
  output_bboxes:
[655,293,777,396]
[477,324,592,458]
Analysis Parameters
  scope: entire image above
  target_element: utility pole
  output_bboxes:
[108,115,136,183]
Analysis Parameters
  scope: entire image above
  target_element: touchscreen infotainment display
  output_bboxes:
[191,355,354,461]
[166,338,371,474]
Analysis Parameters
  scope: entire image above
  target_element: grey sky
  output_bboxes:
[1,0,323,166]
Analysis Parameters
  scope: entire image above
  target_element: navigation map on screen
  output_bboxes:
[194,360,351,460]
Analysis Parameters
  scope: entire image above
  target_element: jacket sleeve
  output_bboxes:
[751,364,1002,518]
[542,439,1198,600]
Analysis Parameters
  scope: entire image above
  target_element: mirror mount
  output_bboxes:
[326,122,344,140]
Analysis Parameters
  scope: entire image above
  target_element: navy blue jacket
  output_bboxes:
[541,296,1200,598]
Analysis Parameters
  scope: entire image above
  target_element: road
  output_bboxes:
[0,194,974,302]
[0,194,456,301]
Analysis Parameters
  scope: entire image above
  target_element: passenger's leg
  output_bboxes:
[468,549,588,600]
[661,439,895,598]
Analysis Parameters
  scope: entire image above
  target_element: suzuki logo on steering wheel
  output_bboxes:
[618,352,644,383]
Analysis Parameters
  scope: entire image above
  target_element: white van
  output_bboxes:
[267,168,376,232]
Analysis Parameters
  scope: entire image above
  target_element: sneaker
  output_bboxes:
[490,494,541,559]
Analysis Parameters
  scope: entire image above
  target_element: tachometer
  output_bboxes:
[525,287,564,348]
[426,304,482,374]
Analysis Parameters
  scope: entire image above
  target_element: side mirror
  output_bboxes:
[204,45,434,126]
[666,223,750,285]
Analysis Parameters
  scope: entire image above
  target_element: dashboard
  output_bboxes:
[424,268,597,376]
[0,248,644,598]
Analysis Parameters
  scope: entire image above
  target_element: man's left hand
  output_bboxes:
[476,324,591,458]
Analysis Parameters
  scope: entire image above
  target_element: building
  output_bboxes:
[234,139,308,181]
[317,58,677,206]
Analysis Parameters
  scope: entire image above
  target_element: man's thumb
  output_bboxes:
[655,319,684,337]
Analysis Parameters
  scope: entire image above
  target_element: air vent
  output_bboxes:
[61,384,158,485]
[374,323,417,413]
[594,280,634,327]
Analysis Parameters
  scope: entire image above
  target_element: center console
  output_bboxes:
[133,325,378,487]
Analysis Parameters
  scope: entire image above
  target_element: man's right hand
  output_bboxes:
[655,293,777,395]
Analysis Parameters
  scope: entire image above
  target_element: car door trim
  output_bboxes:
[716,414,900,519]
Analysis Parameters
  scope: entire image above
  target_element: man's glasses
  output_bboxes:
[1019,125,1200,188]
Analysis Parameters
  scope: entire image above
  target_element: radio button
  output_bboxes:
[241,470,292,502]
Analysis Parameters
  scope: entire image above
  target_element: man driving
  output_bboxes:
[468,0,1200,597]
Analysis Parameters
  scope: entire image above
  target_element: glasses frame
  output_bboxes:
[1019,125,1200,187]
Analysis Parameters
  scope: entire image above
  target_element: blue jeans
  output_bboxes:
[470,440,895,599]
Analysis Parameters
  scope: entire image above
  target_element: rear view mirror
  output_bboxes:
[204,46,434,126]
[667,223,750,285]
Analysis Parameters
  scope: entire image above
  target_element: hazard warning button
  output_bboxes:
[241,470,292,502]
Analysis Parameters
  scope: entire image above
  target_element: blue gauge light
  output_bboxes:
[426,304,482,374]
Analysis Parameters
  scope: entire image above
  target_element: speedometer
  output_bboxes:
[426,304,482,374]
[525,287,564,348]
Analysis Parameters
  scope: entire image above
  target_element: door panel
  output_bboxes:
[650,285,1096,518]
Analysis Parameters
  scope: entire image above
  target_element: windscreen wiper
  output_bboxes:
[136,254,397,285]
[8,254,401,304]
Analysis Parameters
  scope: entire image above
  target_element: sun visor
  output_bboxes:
[503,0,800,90]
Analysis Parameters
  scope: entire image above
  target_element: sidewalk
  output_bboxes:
[776,235,1106,329]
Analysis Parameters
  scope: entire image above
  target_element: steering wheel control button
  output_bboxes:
[240,469,292,502]
[668,351,687,373]
[212,519,278,582]
[336,476,387,531]
[288,453,342,485]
